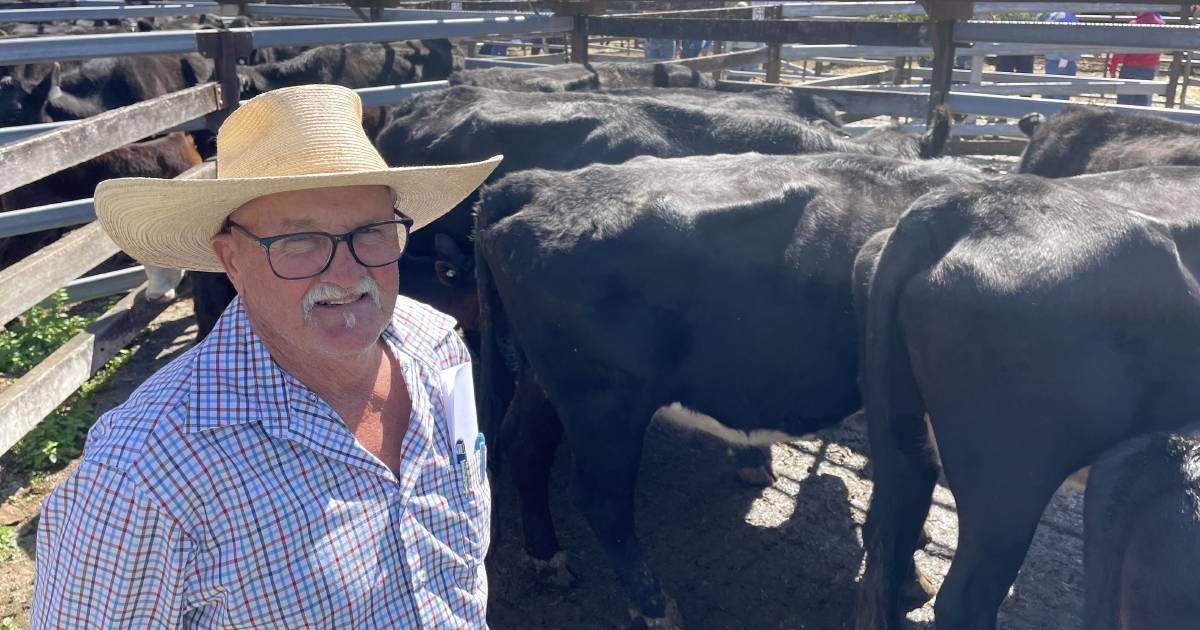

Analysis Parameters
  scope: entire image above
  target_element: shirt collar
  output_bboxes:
[184,296,449,435]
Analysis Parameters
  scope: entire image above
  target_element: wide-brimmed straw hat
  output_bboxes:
[94,84,502,273]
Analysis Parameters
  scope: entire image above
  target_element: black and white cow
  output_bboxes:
[473,152,985,626]
[853,167,1200,630]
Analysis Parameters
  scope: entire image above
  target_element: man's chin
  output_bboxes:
[305,305,388,350]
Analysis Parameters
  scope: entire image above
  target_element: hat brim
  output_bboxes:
[94,155,503,273]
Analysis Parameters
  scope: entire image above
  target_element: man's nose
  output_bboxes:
[320,239,366,283]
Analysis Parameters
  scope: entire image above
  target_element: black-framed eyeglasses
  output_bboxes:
[226,213,414,280]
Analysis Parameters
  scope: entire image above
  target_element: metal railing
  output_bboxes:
[778,2,1180,17]
[0,13,573,65]
[0,2,219,24]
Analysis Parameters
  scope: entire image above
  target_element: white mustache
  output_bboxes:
[301,276,382,322]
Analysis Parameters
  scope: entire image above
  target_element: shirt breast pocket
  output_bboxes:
[448,440,490,591]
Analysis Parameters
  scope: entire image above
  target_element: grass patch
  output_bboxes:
[0,526,16,563]
[0,291,130,471]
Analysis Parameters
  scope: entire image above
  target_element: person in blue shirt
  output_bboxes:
[680,39,713,59]
[1042,11,1080,100]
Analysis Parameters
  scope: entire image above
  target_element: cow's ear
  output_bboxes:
[433,232,464,259]
[1018,112,1045,138]
[31,62,60,103]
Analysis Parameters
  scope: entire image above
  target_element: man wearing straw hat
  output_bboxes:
[29,84,502,628]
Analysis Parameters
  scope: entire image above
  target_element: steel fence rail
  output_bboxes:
[778,2,1180,17]
[718,79,1200,124]
[956,20,1200,51]
[0,2,219,24]
[0,14,573,65]
[245,3,531,21]
[353,80,449,106]
[247,15,573,49]
[0,199,94,239]
[48,266,148,306]
[863,80,1166,95]
[0,30,198,65]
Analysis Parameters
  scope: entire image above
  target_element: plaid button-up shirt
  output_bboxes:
[30,296,490,629]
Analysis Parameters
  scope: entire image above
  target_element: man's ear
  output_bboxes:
[210,232,243,286]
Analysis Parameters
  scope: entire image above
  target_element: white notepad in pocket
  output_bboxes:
[439,361,479,452]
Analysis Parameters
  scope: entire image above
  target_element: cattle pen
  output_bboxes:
[2,0,1200,627]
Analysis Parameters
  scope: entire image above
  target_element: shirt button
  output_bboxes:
[413,568,427,587]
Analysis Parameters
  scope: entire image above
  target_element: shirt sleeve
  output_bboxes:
[30,460,195,630]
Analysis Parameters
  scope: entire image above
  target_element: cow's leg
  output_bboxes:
[192,271,237,340]
[932,467,1061,630]
[144,266,184,302]
[505,372,576,587]
[855,334,939,630]
[731,444,776,487]
[566,403,680,627]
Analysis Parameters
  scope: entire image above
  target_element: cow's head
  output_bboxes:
[0,62,60,126]
[398,233,480,333]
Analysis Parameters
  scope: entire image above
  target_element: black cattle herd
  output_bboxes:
[3,15,1199,630]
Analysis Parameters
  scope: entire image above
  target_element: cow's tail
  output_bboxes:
[856,192,966,629]
[863,197,964,459]
[472,187,515,481]
[919,105,952,159]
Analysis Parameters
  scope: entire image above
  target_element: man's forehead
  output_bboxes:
[232,185,396,226]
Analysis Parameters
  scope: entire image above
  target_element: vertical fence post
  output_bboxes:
[571,14,589,64]
[196,29,253,131]
[764,4,782,83]
[922,0,970,123]
[1182,4,1195,107]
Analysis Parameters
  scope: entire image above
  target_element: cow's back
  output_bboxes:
[889,174,1200,471]
[476,153,983,433]
[1019,106,1200,177]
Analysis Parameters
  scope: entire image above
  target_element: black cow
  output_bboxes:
[448,60,714,92]
[472,152,985,626]
[1083,422,1200,630]
[378,87,947,328]
[853,167,1200,630]
[448,62,599,91]
[236,40,462,98]
[0,54,212,125]
[1018,105,1200,177]
[592,60,715,89]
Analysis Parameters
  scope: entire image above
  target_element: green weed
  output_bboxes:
[1,291,131,471]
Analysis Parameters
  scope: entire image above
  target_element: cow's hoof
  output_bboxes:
[526,551,579,589]
[628,596,684,629]
[145,289,176,303]
[735,464,776,487]
[900,569,936,611]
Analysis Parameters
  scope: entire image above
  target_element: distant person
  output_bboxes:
[680,39,713,59]
[1108,11,1164,106]
[644,37,677,60]
[995,53,1035,74]
[1042,11,1079,100]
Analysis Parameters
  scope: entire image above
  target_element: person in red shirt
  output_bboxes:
[1107,11,1164,106]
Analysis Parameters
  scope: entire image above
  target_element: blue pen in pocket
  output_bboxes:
[455,439,470,494]
[474,433,486,483]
